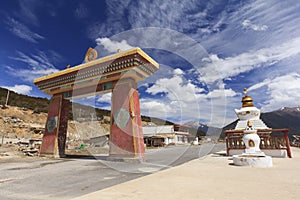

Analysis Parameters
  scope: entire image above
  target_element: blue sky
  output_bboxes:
[1,0,300,127]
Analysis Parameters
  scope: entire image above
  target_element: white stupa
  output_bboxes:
[233,88,272,167]
[234,88,268,130]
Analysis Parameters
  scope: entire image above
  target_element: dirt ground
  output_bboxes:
[73,147,300,200]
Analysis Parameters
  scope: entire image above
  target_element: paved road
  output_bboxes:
[0,144,225,200]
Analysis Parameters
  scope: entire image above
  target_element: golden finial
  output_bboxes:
[117,49,121,53]
[243,88,247,96]
[66,64,71,69]
[247,120,252,127]
[242,87,254,107]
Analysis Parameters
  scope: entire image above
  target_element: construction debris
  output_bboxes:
[17,139,42,156]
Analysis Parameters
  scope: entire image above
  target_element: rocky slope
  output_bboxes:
[0,104,168,146]
[0,86,174,145]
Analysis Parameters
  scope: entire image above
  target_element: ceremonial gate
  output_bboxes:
[34,48,159,158]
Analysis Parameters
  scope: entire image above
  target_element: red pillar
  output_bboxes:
[284,130,292,158]
[110,78,145,159]
[40,94,69,157]
[225,132,230,156]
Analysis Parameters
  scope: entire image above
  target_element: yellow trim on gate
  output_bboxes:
[34,48,159,83]
[129,88,137,155]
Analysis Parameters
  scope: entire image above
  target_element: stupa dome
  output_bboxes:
[242,88,254,107]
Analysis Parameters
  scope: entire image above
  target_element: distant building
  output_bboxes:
[143,124,194,147]
[174,124,193,144]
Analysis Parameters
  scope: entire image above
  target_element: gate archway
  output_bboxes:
[34,47,159,158]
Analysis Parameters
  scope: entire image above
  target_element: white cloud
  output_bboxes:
[18,0,40,26]
[140,92,238,127]
[72,95,112,111]
[146,74,204,102]
[6,67,59,82]
[207,88,237,98]
[1,85,32,95]
[248,79,271,92]
[140,99,174,120]
[74,1,300,127]
[144,74,196,121]
[242,19,268,31]
[6,51,59,82]
[97,93,112,104]
[249,73,300,111]
[173,68,184,75]
[199,37,300,84]
[95,38,134,53]
[201,0,300,56]
[143,70,238,126]
[88,0,229,39]
[5,17,44,43]
[10,51,56,69]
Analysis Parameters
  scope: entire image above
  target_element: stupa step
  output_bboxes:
[235,119,268,130]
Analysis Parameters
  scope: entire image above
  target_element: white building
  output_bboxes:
[143,124,194,147]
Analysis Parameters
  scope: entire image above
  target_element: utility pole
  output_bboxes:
[1,123,3,145]
[5,90,10,107]
[1,90,9,145]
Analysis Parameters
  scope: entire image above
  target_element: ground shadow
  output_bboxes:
[65,154,109,161]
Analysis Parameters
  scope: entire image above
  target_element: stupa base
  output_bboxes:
[242,151,266,156]
[233,154,273,167]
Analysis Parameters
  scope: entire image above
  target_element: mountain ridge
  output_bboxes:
[0,87,173,125]
[1,87,299,139]
[221,106,300,138]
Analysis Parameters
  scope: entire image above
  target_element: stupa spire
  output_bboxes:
[242,88,254,107]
